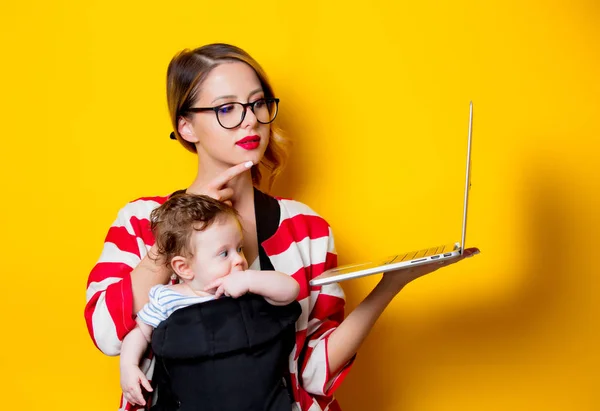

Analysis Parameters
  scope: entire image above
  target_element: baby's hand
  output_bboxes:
[204,271,252,298]
[120,365,153,406]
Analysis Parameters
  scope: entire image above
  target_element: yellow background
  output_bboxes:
[1,1,598,410]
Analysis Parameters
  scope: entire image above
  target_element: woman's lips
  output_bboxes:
[236,135,260,150]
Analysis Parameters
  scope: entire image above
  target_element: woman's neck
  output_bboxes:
[187,160,255,208]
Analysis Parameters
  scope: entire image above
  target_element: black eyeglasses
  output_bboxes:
[189,98,279,129]
[169,98,280,139]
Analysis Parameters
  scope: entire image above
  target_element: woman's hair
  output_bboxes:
[150,193,240,269]
[167,43,289,190]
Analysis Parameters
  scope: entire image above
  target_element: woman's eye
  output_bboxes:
[253,99,266,109]
[218,104,235,114]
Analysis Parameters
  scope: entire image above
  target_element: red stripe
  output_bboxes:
[131,216,155,247]
[87,262,133,286]
[84,292,101,350]
[105,273,136,339]
[104,225,142,255]
[310,294,345,324]
[291,267,310,300]
[324,356,355,397]
[131,195,169,204]
[291,252,336,301]
[262,214,330,255]
[324,252,337,271]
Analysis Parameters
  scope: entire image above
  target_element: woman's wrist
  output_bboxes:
[373,274,408,300]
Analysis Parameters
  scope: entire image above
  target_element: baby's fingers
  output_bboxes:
[215,283,228,298]
[204,278,224,291]
[125,386,146,406]
[139,375,153,393]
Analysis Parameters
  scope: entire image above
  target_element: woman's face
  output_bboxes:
[179,61,271,169]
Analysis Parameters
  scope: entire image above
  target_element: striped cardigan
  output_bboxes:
[84,190,353,411]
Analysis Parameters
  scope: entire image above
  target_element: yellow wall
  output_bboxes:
[1,1,598,410]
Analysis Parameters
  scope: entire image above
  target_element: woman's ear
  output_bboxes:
[171,256,194,280]
[178,117,199,144]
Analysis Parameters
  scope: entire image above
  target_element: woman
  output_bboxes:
[84,43,479,411]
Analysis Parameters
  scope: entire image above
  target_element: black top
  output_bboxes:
[151,294,301,411]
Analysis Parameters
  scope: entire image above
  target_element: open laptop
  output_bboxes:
[309,101,474,286]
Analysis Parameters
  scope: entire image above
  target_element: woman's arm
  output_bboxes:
[130,245,171,314]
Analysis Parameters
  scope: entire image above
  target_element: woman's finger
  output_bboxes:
[210,161,253,189]
[217,187,234,202]
[462,247,480,258]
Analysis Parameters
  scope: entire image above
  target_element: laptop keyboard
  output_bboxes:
[400,244,449,262]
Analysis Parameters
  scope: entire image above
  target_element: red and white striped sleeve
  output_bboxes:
[298,228,354,397]
[265,199,354,398]
[84,197,164,356]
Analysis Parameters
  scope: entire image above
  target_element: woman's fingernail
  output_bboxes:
[244,161,253,168]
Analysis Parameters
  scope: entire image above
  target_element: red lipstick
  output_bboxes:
[236,135,260,150]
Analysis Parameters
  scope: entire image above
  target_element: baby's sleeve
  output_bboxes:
[136,285,169,328]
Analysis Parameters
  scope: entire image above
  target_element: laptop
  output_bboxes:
[309,101,474,286]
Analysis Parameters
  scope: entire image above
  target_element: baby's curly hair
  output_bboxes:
[150,193,240,269]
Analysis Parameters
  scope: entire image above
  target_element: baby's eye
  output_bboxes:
[219,250,229,258]
[237,246,243,253]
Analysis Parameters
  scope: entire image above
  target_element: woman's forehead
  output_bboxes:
[197,61,263,104]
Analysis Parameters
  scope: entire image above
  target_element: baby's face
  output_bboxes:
[187,214,248,290]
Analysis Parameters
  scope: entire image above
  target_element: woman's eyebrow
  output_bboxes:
[248,88,263,98]
[210,88,264,105]
[211,94,236,104]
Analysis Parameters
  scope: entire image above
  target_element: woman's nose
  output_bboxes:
[240,104,258,128]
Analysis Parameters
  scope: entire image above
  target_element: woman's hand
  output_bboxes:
[379,247,480,293]
[325,247,480,374]
[188,161,253,205]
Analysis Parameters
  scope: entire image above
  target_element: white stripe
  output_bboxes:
[137,237,151,258]
[306,317,322,336]
[139,285,215,328]
[326,227,337,254]
[319,282,345,300]
[269,236,329,275]
[140,355,155,377]
[86,277,121,303]
[301,337,329,395]
[91,292,122,356]
[307,403,323,411]
[97,242,141,269]
[113,198,162,236]
[279,199,320,220]
[306,328,335,348]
